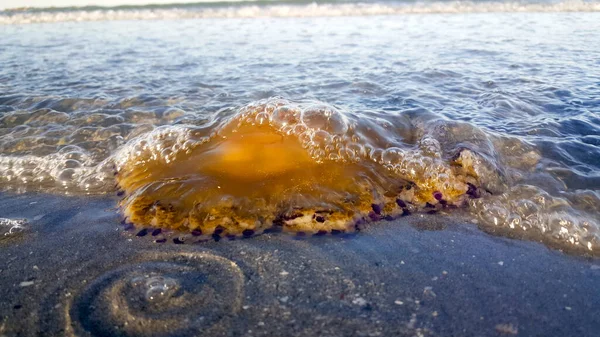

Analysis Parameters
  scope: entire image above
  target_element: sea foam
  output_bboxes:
[1,1,599,25]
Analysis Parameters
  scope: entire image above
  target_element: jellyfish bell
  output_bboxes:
[200,125,317,181]
[117,126,390,237]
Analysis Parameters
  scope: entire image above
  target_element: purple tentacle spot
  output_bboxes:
[213,226,225,235]
[315,216,326,223]
[371,204,382,215]
[396,199,407,208]
[433,191,443,201]
[384,215,394,221]
[151,228,162,236]
[314,230,328,236]
[242,229,255,237]
[467,183,480,198]
[155,238,167,243]
[136,228,149,237]
[425,202,435,209]
[173,237,185,244]
[191,229,202,236]
[212,234,221,242]
[368,211,381,221]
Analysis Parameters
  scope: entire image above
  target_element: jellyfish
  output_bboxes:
[115,98,481,239]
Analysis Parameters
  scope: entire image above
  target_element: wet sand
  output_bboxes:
[0,192,598,337]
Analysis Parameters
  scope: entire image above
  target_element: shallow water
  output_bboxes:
[1,3,599,254]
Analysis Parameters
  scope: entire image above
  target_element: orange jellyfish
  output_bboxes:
[115,98,478,239]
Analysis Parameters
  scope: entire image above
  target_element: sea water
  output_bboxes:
[0,0,599,254]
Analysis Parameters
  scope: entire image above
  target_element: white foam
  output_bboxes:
[470,185,600,253]
[0,153,115,194]
[0,218,27,238]
[112,125,210,170]
[1,1,598,25]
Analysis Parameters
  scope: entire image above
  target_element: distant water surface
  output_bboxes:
[2,0,600,24]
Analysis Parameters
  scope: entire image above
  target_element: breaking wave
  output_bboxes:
[1,1,599,25]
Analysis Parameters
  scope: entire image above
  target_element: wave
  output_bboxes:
[1,1,599,25]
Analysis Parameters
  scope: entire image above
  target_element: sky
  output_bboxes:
[1,0,250,10]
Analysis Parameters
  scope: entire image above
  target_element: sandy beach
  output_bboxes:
[1,192,598,336]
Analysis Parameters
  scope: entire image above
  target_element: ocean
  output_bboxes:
[1,1,599,336]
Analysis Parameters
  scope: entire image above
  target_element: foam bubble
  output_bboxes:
[470,185,599,254]
[0,153,114,194]
[0,101,197,194]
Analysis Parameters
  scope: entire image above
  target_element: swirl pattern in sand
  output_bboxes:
[67,252,244,337]
[116,98,513,237]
